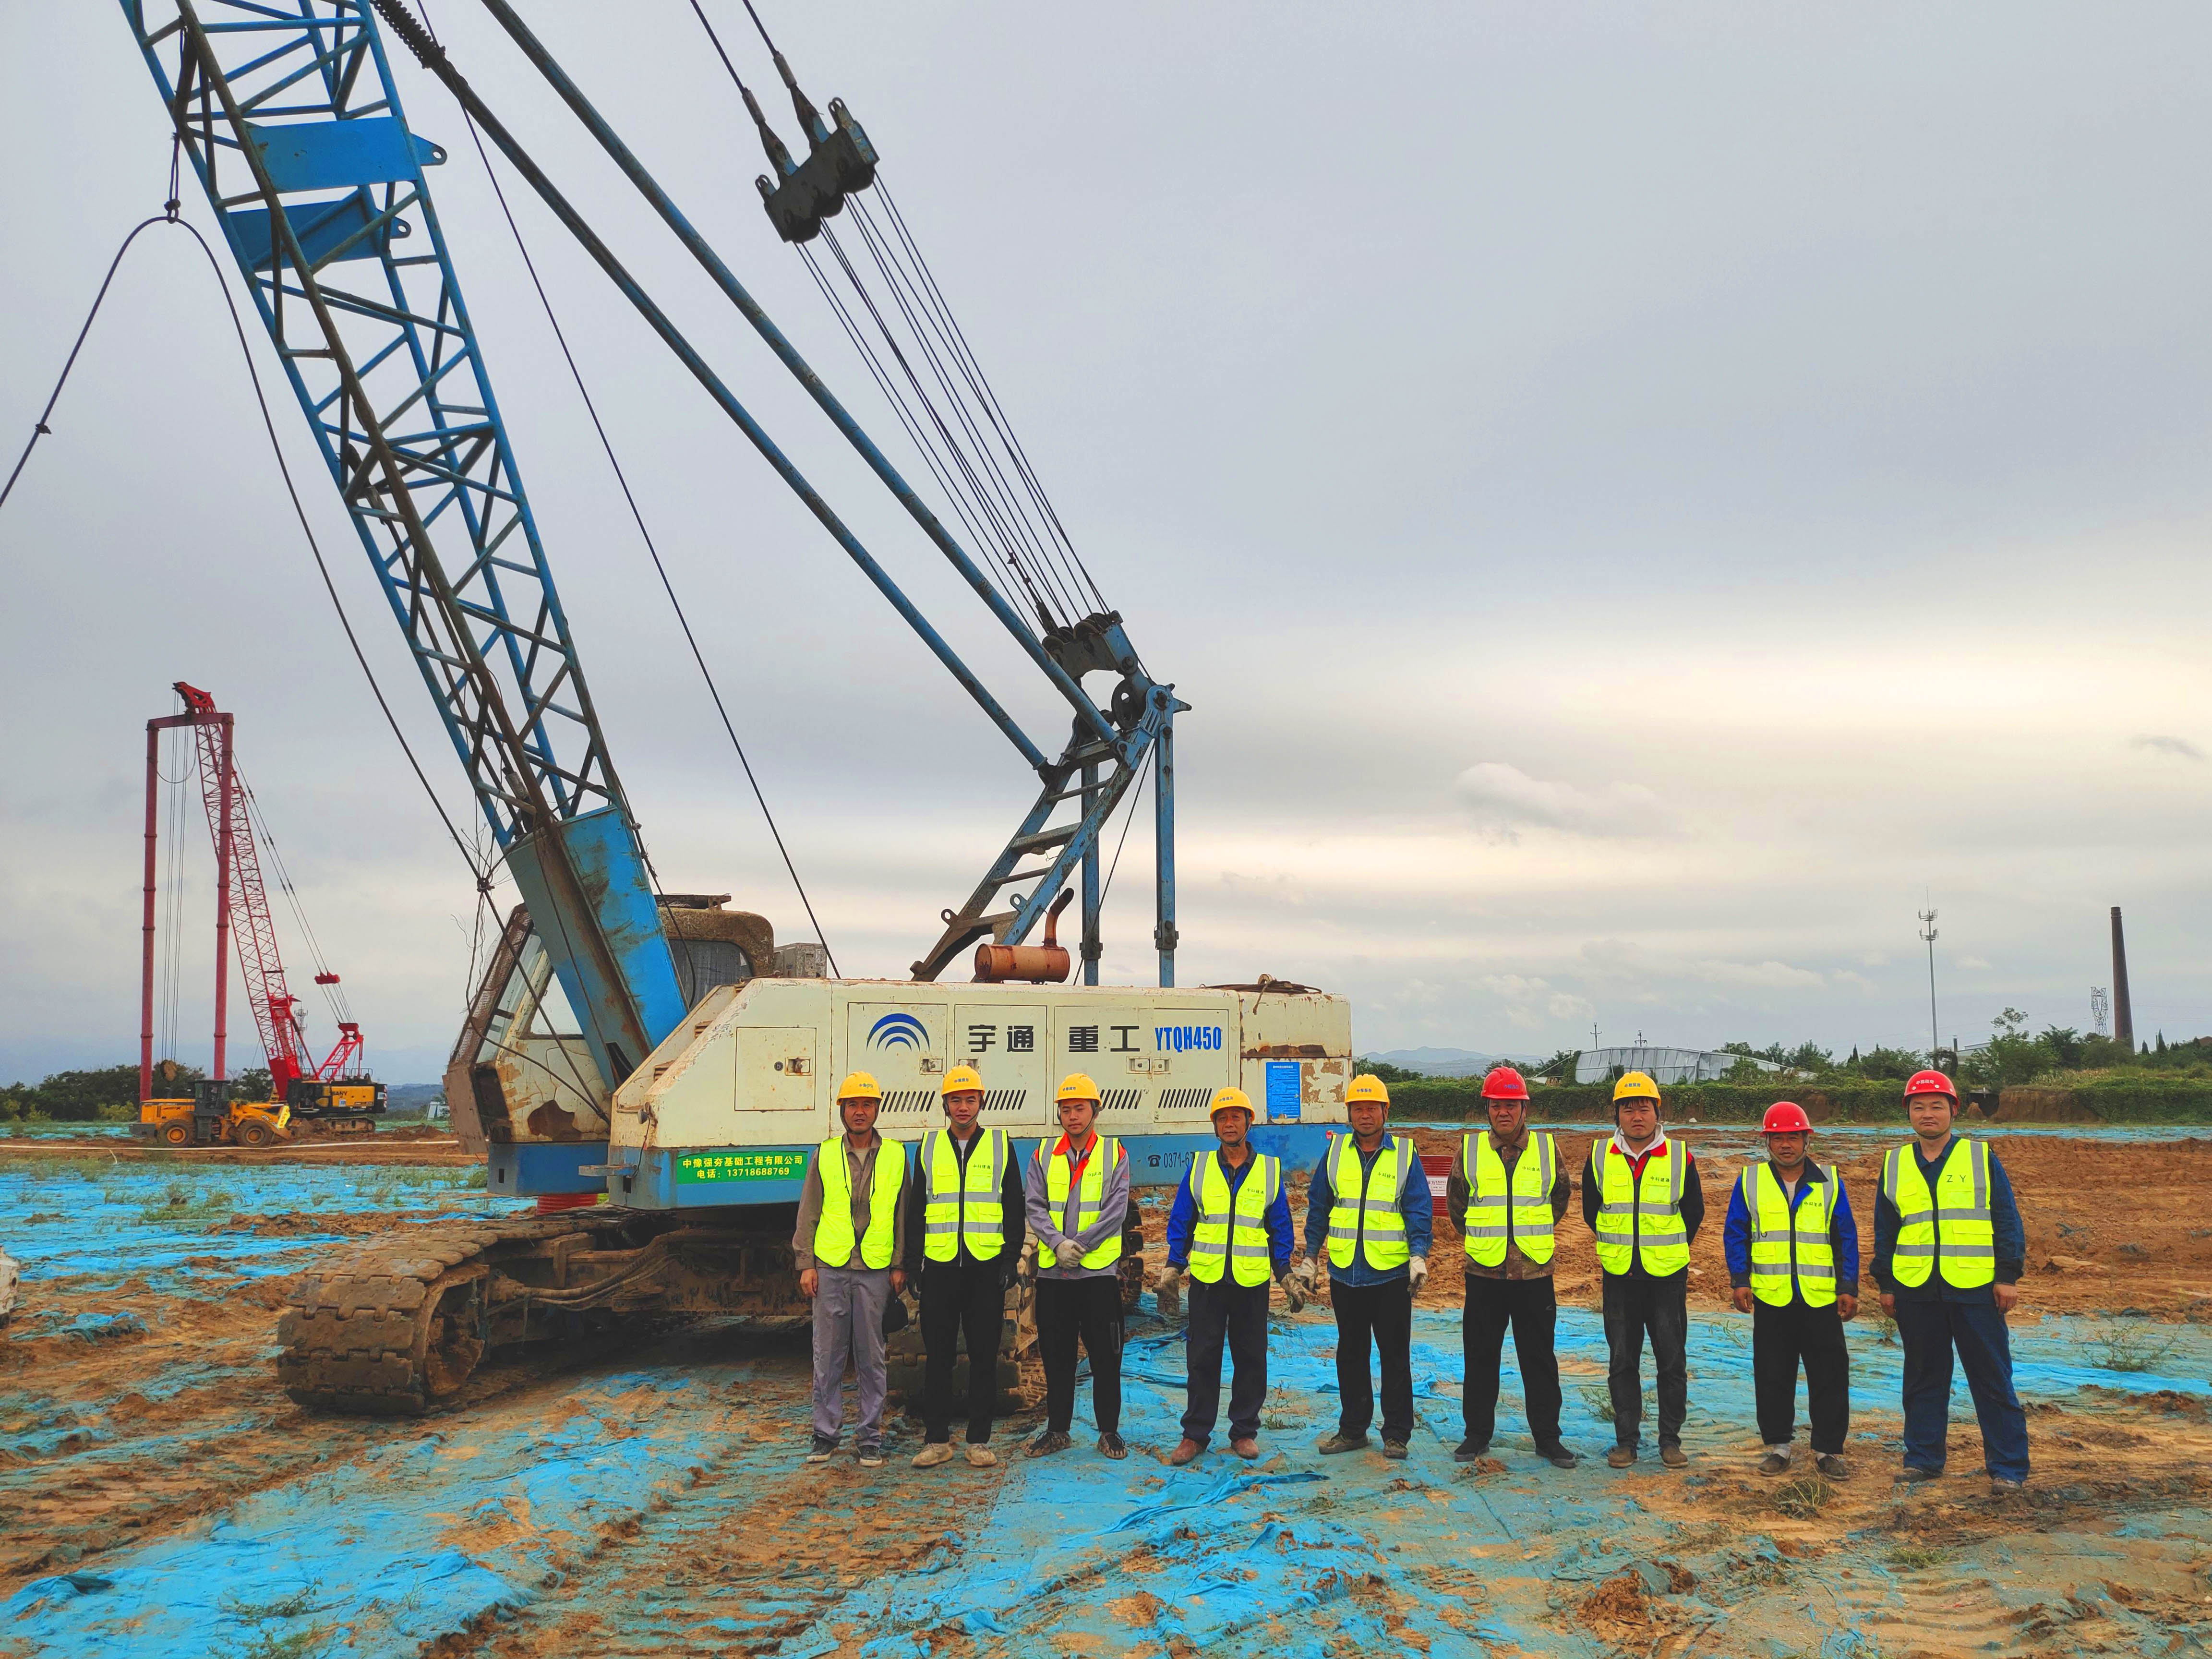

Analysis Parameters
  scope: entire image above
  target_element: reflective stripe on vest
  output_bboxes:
[1592,1139,1689,1277]
[1324,1133,1412,1272]
[1045,1135,1124,1269]
[1882,1139,1994,1289]
[922,1127,1008,1263]
[1460,1130,1557,1267]
[814,1135,903,1270]
[1741,1162,1837,1308]
[1188,1150,1281,1287]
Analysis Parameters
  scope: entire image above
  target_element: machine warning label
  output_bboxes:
[675,1149,810,1184]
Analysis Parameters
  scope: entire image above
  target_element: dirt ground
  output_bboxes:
[7,1131,2212,1658]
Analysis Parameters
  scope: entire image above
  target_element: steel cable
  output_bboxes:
[422,0,840,975]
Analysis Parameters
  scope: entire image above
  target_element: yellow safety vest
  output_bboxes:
[1740,1163,1838,1308]
[1324,1133,1413,1273]
[813,1135,904,1270]
[1188,1150,1282,1287]
[921,1127,1008,1263]
[1460,1130,1558,1268]
[1592,1139,1690,1277]
[1882,1138,1994,1290]
[1044,1135,1125,1269]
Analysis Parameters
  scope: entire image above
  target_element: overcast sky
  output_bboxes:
[5,2,2211,1085]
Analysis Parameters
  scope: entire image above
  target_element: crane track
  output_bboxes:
[277,1212,627,1416]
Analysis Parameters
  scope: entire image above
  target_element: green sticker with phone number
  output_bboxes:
[675,1149,810,1184]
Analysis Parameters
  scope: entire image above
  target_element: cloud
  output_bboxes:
[1454,762,1681,840]
[1687,959,1824,989]
[2131,735,2206,762]
[1956,955,1991,969]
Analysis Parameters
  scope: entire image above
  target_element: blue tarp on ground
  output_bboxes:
[10,1147,2212,1658]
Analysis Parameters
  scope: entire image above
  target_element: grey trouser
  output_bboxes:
[812,1262,892,1447]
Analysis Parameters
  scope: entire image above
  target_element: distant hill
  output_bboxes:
[384,1083,445,1117]
[1364,1047,1548,1079]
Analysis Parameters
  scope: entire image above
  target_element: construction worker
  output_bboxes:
[1297,1072,1431,1460]
[794,1071,909,1468]
[1023,1073,1132,1460]
[1163,1086,1297,1465]
[902,1064,1025,1469]
[1723,1101,1860,1479]
[1872,1069,2030,1494]
[1443,1065,1577,1468]
[1584,1071,1704,1468]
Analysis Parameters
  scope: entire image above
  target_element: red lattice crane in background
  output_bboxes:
[139,681,365,1104]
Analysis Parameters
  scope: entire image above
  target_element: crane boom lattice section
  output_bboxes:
[122,0,619,847]
[183,698,305,1093]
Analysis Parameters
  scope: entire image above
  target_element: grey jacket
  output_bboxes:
[1022,1132,1131,1282]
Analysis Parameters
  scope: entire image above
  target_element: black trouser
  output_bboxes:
[1330,1277,1414,1442]
[1182,1276,1270,1447]
[920,1255,1005,1444]
[1036,1275,1123,1435]
[1462,1274,1563,1450]
[1601,1272,1687,1446]
[1752,1297,1851,1455]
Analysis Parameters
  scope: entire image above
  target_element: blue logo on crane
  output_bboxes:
[868,1012,930,1052]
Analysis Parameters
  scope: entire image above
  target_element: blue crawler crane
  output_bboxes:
[117,0,1345,1411]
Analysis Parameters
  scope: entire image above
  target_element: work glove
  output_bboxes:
[1053,1238,1083,1271]
[1280,1271,1307,1314]
[1293,1258,1320,1293]
[1407,1255,1430,1293]
[1014,1242,1038,1287]
[1154,1266,1184,1319]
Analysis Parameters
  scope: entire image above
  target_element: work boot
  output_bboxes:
[1168,1438,1204,1467]
[1382,1439,1409,1461]
[1898,1464,1941,1484]
[1454,1438,1490,1464]
[1317,1431,1370,1455]
[1758,1450,1793,1477]
[1607,1444,1637,1468]
[1027,1430,1073,1458]
[1815,1454,1850,1481]
[805,1435,837,1464]
[963,1443,998,1468]
[1539,1445,1579,1469]
[1098,1431,1128,1460]
[912,1441,956,1469]
[1230,1437,1260,1460]
[1660,1443,1689,1469]
[856,1445,887,1468]
[1988,1476,2026,1497]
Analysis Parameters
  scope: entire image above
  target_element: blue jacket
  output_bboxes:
[1871,1135,2024,1303]
[1165,1150,1295,1279]
[1301,1133,1433,1286]
[1721,1161,1861,1301]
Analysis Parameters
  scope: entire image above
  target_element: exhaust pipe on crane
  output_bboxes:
[974,890,1074,984]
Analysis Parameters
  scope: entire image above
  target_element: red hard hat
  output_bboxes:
[1760,1101,1812,1134]
[1903,1069,1957,1103]
[1480,1065,1530,1101]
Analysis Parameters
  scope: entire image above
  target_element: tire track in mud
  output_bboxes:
[436,1330,1020,1659]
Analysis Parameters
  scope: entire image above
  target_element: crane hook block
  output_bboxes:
[757,98,879,244]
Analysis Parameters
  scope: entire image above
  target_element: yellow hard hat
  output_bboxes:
[1345,1073,1390,1106]
[941,1064,985,1097]
[837,1070,883,1102]
[1612,1070,1660,1105]
[1056,1072,1100,1104]
[1209,1086,1253,1118]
